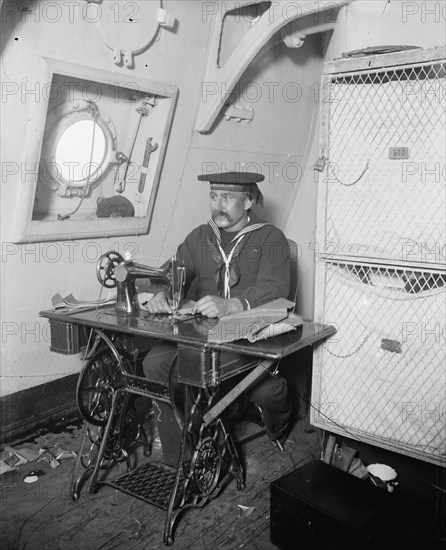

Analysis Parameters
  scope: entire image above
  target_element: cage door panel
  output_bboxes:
[323,61,446,264]
[311,262,446,465]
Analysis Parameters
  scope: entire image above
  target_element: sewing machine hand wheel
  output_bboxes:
[96,251,124,288]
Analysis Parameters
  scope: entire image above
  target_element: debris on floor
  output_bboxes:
[0,441,76,474]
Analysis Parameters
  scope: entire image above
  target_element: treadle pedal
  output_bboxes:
[106,461,195,510]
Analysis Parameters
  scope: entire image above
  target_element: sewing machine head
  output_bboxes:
[96,251,185,314]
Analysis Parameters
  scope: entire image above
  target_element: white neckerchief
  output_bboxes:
[216,234,246,298]
[208,216,269,299]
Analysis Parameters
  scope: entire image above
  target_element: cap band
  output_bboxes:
[210,183,253,192]
[198,171,265,184]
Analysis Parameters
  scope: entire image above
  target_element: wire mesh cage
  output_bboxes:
[311,260,446,465]
[321,58,446,265]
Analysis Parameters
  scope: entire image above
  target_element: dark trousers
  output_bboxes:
[142,341,292,465]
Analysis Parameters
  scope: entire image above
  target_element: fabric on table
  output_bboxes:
[207,298,302,343]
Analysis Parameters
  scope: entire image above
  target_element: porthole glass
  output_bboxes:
[55,119,106,183]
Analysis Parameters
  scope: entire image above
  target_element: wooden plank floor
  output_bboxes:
[0,416,320,550]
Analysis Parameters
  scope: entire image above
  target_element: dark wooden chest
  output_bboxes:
[270,460,394,550]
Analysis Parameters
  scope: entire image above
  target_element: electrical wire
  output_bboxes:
[293,386,376,445]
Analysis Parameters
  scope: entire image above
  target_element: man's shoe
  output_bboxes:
[271,422,292,451]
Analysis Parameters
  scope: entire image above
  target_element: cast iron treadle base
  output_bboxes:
[107,462,192,510]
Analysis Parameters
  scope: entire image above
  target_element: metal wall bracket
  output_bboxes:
[196,0,354,133]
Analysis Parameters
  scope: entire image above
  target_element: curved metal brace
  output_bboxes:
[85,2,175,68]
[196,0,355,133]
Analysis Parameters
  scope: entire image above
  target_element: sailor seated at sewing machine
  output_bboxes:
[135,171,293,466]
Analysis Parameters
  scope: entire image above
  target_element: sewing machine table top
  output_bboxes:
[40,305,335,360]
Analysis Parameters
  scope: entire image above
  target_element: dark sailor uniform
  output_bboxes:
[142,172,293,465]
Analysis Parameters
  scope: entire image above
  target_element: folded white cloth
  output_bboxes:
[52,292,115,311]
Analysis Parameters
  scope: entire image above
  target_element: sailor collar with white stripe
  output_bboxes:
[207,214,270,299]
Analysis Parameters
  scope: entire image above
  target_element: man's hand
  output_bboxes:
[193,296,243,318]
[142,292,172,314]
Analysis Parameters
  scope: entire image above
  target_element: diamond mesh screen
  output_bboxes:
[311,261,446,465]
[323,60,446,264]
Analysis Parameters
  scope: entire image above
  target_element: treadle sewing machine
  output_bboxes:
[96,250,186,315]
[40,251,336,546]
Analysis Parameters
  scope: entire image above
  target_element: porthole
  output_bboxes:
[40,100,117,196]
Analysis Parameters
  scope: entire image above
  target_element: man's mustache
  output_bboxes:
[212,211,232,221]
